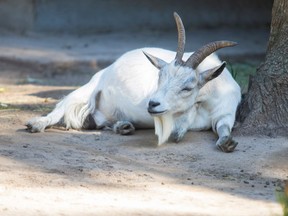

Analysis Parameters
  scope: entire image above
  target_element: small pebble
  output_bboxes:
[244,180,249,184]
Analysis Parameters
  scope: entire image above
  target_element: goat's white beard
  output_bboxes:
[154,114,174,146]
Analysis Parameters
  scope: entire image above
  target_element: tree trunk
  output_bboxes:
[237,0,288,136]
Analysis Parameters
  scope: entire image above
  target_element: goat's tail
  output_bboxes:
[63,88,103,130]
[62,70,105,130]
[61,84,98,130]
[64,102,90,129]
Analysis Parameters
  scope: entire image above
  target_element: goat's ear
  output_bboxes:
[198,62,226,87]
[143,51,168,70]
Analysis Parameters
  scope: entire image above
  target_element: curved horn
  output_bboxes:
[185,41,237,69]
[173,12,186,65]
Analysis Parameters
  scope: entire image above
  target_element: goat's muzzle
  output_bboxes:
[147,100,167,115]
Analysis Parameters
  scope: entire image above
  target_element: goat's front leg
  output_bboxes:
[170,115,191,142]
[170,126,188,143]
[215,124,238,153]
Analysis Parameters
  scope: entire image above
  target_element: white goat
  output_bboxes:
[26,13,241,152]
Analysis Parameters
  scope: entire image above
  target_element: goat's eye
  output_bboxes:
[181,87,193,92]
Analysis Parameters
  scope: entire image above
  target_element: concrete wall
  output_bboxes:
[0,0,34,33]
[0,0,273,34]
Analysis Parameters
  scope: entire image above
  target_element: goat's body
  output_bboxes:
[27,12,241,152]
[27,47,241,144]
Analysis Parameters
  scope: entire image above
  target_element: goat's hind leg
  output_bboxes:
[113,121,135,135]
[26,100,65,133]
[90,108,135,135]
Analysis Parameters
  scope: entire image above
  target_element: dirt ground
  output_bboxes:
[0,60,287,216]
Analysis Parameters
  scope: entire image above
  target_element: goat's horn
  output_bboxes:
[185,41,237,69]
[174,12,186,65]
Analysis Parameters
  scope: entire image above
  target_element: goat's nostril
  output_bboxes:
[148,100,160,108]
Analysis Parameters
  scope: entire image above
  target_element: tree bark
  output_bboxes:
[237,0,288,136]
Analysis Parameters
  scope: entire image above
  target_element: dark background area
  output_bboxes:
[0,0,273,34]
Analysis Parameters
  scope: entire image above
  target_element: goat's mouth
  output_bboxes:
[148,110,168,116]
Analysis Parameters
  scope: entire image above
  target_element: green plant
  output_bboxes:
[0,102,11,110]
[226,62,258,94]
[276,181,288,216]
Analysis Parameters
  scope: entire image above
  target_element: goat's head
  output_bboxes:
[143,12,237,145]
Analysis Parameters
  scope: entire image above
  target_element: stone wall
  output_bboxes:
[0,0,273,34]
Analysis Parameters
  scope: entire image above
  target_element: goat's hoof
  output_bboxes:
[113,121,135,135]
[216,136,238,153]
[25,123,42,133]
[25,118,47,133]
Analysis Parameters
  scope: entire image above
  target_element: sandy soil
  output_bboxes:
[0,62,287,216]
